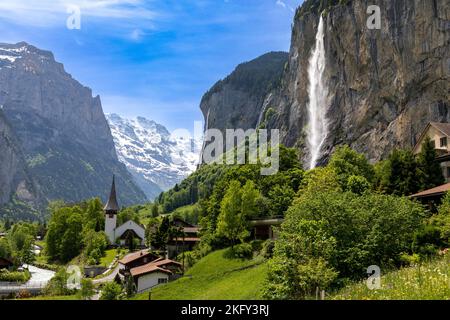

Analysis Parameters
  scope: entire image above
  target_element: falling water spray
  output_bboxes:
[306,15,328,170]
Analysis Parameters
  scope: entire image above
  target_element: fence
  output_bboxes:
[0,281,47,294]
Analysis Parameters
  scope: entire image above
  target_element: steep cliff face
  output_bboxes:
[0,110,41,206]
[200,52,288,135]
[0,42,147,212]
[265,0,450,164]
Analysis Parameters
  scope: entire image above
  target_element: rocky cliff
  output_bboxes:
[201,0,450,165]
[0,42,146,218]
[200,51,288,136]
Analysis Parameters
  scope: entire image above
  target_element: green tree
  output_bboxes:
[79,278,95,300]
[268,184,295,216]
[0,238,11,259]
[328,145,375,190]
[216,180,248,247]
[346,175,371,195]
[151,204,159,218]
[241,180,261,218]
[83,198,104,232]
[100,282,123,300]
[417,136,445,191]
[382,149,420,196]
[83,230,108,265]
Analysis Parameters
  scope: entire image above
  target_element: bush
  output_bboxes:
[0,269,31,282]
[225,243,253,259]
[412,225,444,257]
[265,191,425,299]
[100,282,123,300]
[250,240,264,252]
[260,240,275,259]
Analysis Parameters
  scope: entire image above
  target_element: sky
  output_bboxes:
[0,0,303,132]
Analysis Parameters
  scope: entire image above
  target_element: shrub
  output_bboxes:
[260,240,275,259]
[225,243,253,259]
[250,240,264,252]
[100,282,123,300]
[0,269,31,282]
[264,191,425,299]
[412,225,444,257]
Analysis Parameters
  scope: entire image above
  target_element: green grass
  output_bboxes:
[131,248,268,300]
[99,249,118,267]
[332,253,450,300]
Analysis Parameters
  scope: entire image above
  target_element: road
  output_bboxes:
[0,265,55,294]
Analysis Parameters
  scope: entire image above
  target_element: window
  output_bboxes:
[158,278,168,284]
[446,167,450,178]
[441,137,448,148]
[430,140,436,148]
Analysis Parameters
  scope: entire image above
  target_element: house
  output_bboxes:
[410,182,450,211]
[129,258,182,293]
[0,257,13,270]
[118,249,159,274]
[249,217,284,240]
[104,176,146,247]
[413,122,450,182]
[167,218,200,258]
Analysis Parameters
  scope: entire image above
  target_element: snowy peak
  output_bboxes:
[106,114,201,200]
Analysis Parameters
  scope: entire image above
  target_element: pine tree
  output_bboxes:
[386,149,419,196]
[417,136,445,191]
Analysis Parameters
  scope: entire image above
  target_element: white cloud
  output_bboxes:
[276,0,295,12]
[0,0,157,27]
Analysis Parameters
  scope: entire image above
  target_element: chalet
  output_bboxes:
[413,122,450,182]
[0,257,13,270]
[129,258,182,293]
[167,218,200,258]
[118,249,159,274]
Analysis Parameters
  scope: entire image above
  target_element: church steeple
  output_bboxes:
[104,175,119,213]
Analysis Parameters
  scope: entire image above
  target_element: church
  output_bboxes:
[104,176,146,247]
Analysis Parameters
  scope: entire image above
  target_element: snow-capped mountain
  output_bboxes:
[106,113,202,200]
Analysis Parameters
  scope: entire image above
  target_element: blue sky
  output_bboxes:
[0,0,303,131]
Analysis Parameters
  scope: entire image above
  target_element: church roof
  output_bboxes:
[104,175,120,212]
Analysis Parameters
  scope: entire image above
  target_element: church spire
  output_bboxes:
[104,175,119,213]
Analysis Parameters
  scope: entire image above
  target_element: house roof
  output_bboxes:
[152,258,182,267]
[119,250,155,265]
[104,175,120,212]
[414,122,450,152]
[430,122,450,136]
[130,258,181,277]
[130,263,172,277]
[410,182,450,199]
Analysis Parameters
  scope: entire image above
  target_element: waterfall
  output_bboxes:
[306,16,328,170]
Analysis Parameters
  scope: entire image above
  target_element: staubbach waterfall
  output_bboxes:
[306,16,328,170]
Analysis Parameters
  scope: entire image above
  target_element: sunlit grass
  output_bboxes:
[332,253,450,300]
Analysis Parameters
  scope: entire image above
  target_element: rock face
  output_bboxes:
[200,51,288,137]
[0,42,147,217]
[266,0,450,164]
[0,110,42,217]
[107,114,202,200]
[200,0,450,165]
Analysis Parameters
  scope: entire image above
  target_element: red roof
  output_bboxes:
[119,250,155,265]
[130,264,172,277]
[129,258,181,277]
[410,183,450,198]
